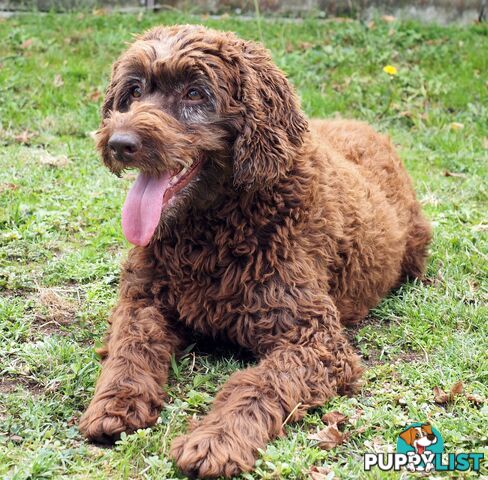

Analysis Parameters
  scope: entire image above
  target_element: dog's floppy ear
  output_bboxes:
[232,40,308,190]
[421,424,433,435]
[101,60,120,119]
[399,428,416,446]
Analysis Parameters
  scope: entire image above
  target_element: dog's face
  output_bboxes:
[400,424,437,453]
[97,25,308,246]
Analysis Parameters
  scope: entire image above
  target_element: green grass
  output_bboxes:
[0,10,487,480]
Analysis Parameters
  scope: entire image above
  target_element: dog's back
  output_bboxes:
[311,119,431,280]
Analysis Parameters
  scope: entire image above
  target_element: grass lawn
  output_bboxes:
[0,10,487,480]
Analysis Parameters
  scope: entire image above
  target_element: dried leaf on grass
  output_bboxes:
[0,183,18,193]
[39,151,70,167]
[14,130,36,144]
[433,381,463,404]
[433,386,450,404]
[450,381,464,397]
[309,411,349,450]
[308,424,348,450]
[466,393,484,405]
[434,381,484,405]
[308,465,334,480]
[322,411,348,426]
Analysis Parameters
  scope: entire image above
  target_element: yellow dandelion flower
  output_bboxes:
[383,65,398,75]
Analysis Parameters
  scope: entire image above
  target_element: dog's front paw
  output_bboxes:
[79,391,162,444]
[170,426,257,478]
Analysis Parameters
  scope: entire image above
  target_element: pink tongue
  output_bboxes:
[122,172,171,246]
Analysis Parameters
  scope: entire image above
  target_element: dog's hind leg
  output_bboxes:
[401,207,432,280]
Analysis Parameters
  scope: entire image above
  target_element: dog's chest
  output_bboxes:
[154,207,291,347]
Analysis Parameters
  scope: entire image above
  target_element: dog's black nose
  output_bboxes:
[108,132,141,161]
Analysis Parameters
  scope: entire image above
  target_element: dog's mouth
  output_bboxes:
[121,158,203,246]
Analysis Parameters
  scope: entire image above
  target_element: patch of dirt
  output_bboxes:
[359,349,384,367]
[0,378,19,394]
[0,375,44,396]
[0,287,34,297]
[345,315,384,363]
[361,350,426,367]
[344,315,426,366]
[345,314,391,335]
[393,351,425,363]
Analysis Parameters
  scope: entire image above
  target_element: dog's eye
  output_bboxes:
[185,88,204,101]
[130,86,142,98]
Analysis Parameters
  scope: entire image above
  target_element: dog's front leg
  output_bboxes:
[80,249,183,443]
[79,300,181,443]
[170,306,363,478]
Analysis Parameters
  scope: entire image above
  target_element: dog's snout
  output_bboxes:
[108,132,141,161]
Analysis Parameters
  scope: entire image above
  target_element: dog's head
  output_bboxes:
[96,25,308,246]
[399,424,437,452]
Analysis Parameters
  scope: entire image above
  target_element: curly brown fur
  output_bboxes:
[79,25,432,478]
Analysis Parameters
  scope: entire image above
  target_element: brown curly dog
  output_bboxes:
[79,25,431,478]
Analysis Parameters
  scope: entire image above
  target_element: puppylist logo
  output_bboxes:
[364,422,484,473]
